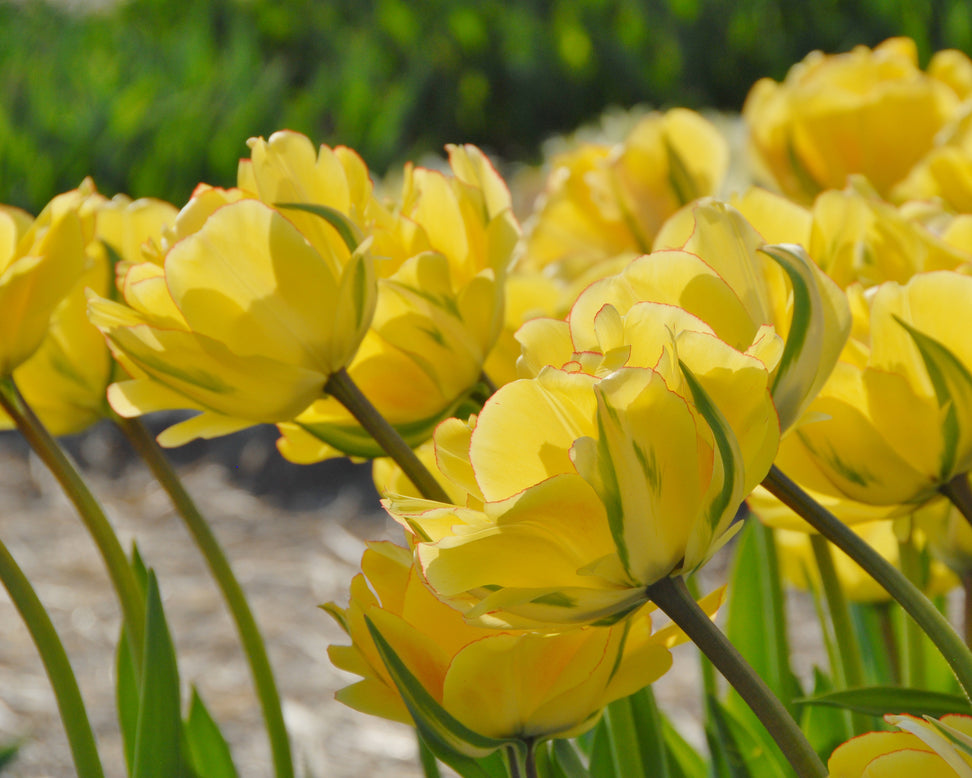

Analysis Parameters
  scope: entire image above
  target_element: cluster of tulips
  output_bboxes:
[8,35,972,777]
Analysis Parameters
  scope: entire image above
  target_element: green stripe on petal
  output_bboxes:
[364,616,511,761]
[893,315,972,479]
[275,202,364,253]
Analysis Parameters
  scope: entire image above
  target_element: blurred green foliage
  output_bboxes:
[2,0,970,212]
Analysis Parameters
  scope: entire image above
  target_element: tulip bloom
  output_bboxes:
[775,520,956,603]
[88,186,377,446]
[744,38,970,202]
[1,191,177,435]
[0,186,90,377]
[387,300,780,627]
[829,714,972,776]
[521,108,728,276]
[326,542,680,755]
[267,135,519,461]
[777,272,972,509]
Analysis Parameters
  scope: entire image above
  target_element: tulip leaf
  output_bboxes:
[364,616,511,774]
[275,202,363,253]
[800,668,852,763]
[132,570,189,778]
[660,717,707,778]
[183,687,238,778]
[117,543,150,775]
[725,519,800,717]
[536,739,589,778]
[705,695,790,778]
[796,686,972,718]
[892,316,972,479]
[589,686,669,777]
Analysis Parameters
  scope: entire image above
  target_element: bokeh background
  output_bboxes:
[5,0,972,213]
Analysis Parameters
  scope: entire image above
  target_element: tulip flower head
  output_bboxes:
[777,272,972,509]
[88,180,377,447]
[326,542,685,758]
[744,38,971,202]
[387,296,780,628]
[1,190,178,435]
[268,136,520,461]
[1,184,92,377]
[828,714,972,777]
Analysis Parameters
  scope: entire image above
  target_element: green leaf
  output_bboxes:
[705,696,791,778]
[184,687,238,778]
[849,603,897,685]
[275,202,363,253]
[0,740,21,770]
[796,686,972,718]
[799,668,852,763]
[536,739,590,778]
[132,571,188,778]
[725,520,799,717]
[116,627,140,776]
[660,717,707,778]
[364,617,511,777]
[589,686,669,778]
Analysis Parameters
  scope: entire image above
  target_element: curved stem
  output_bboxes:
[764,465,972,701]
[942,473,972,530]
[114,415,294,778]
[325,368,450,502]
[645,576,827,778]
[896,535,927,688]
[0,537,104,778]
[809,534,868,734]
[0,377,144,662]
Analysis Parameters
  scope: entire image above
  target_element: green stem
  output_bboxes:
[0,377,144,662]
[764,466,972,701]
[685,575,718,700]
[114,415,294,778]
[0,537,104,778]
[942,473,972,530]
[506,744,522,778]
[645,576,827,778]
[965,573,972,651]
[325,368,450,502]
[876,603,901,682]
[809,534,869,734]
[896,535,927,689]
[417,735,442,778]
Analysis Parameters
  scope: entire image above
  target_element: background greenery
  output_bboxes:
[4,0,972,213]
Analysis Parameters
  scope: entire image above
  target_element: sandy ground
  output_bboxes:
[0,422,823,777]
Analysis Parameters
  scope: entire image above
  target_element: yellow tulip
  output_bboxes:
[733,180,972,291]
[775,519,956,603]
[828,714,972,776]
[88,184,377,447]
[325,542,677,754]
[649,199,850,430]
[744,38,967,202]
[521,108,728,277]
[270,137,519,461]
[778,272,972,509]
[387,300,779,627]
[0,191,177,435]
[920,483,972,575]
[893,106,972,214]
[0,185,90,377]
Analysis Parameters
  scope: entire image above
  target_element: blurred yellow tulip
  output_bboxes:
[521,108,728,277]
[828,713,972,777]
[0,190,177,435]
[744,38,969,202]
[325,542,676,754]
[0,184,91,377]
